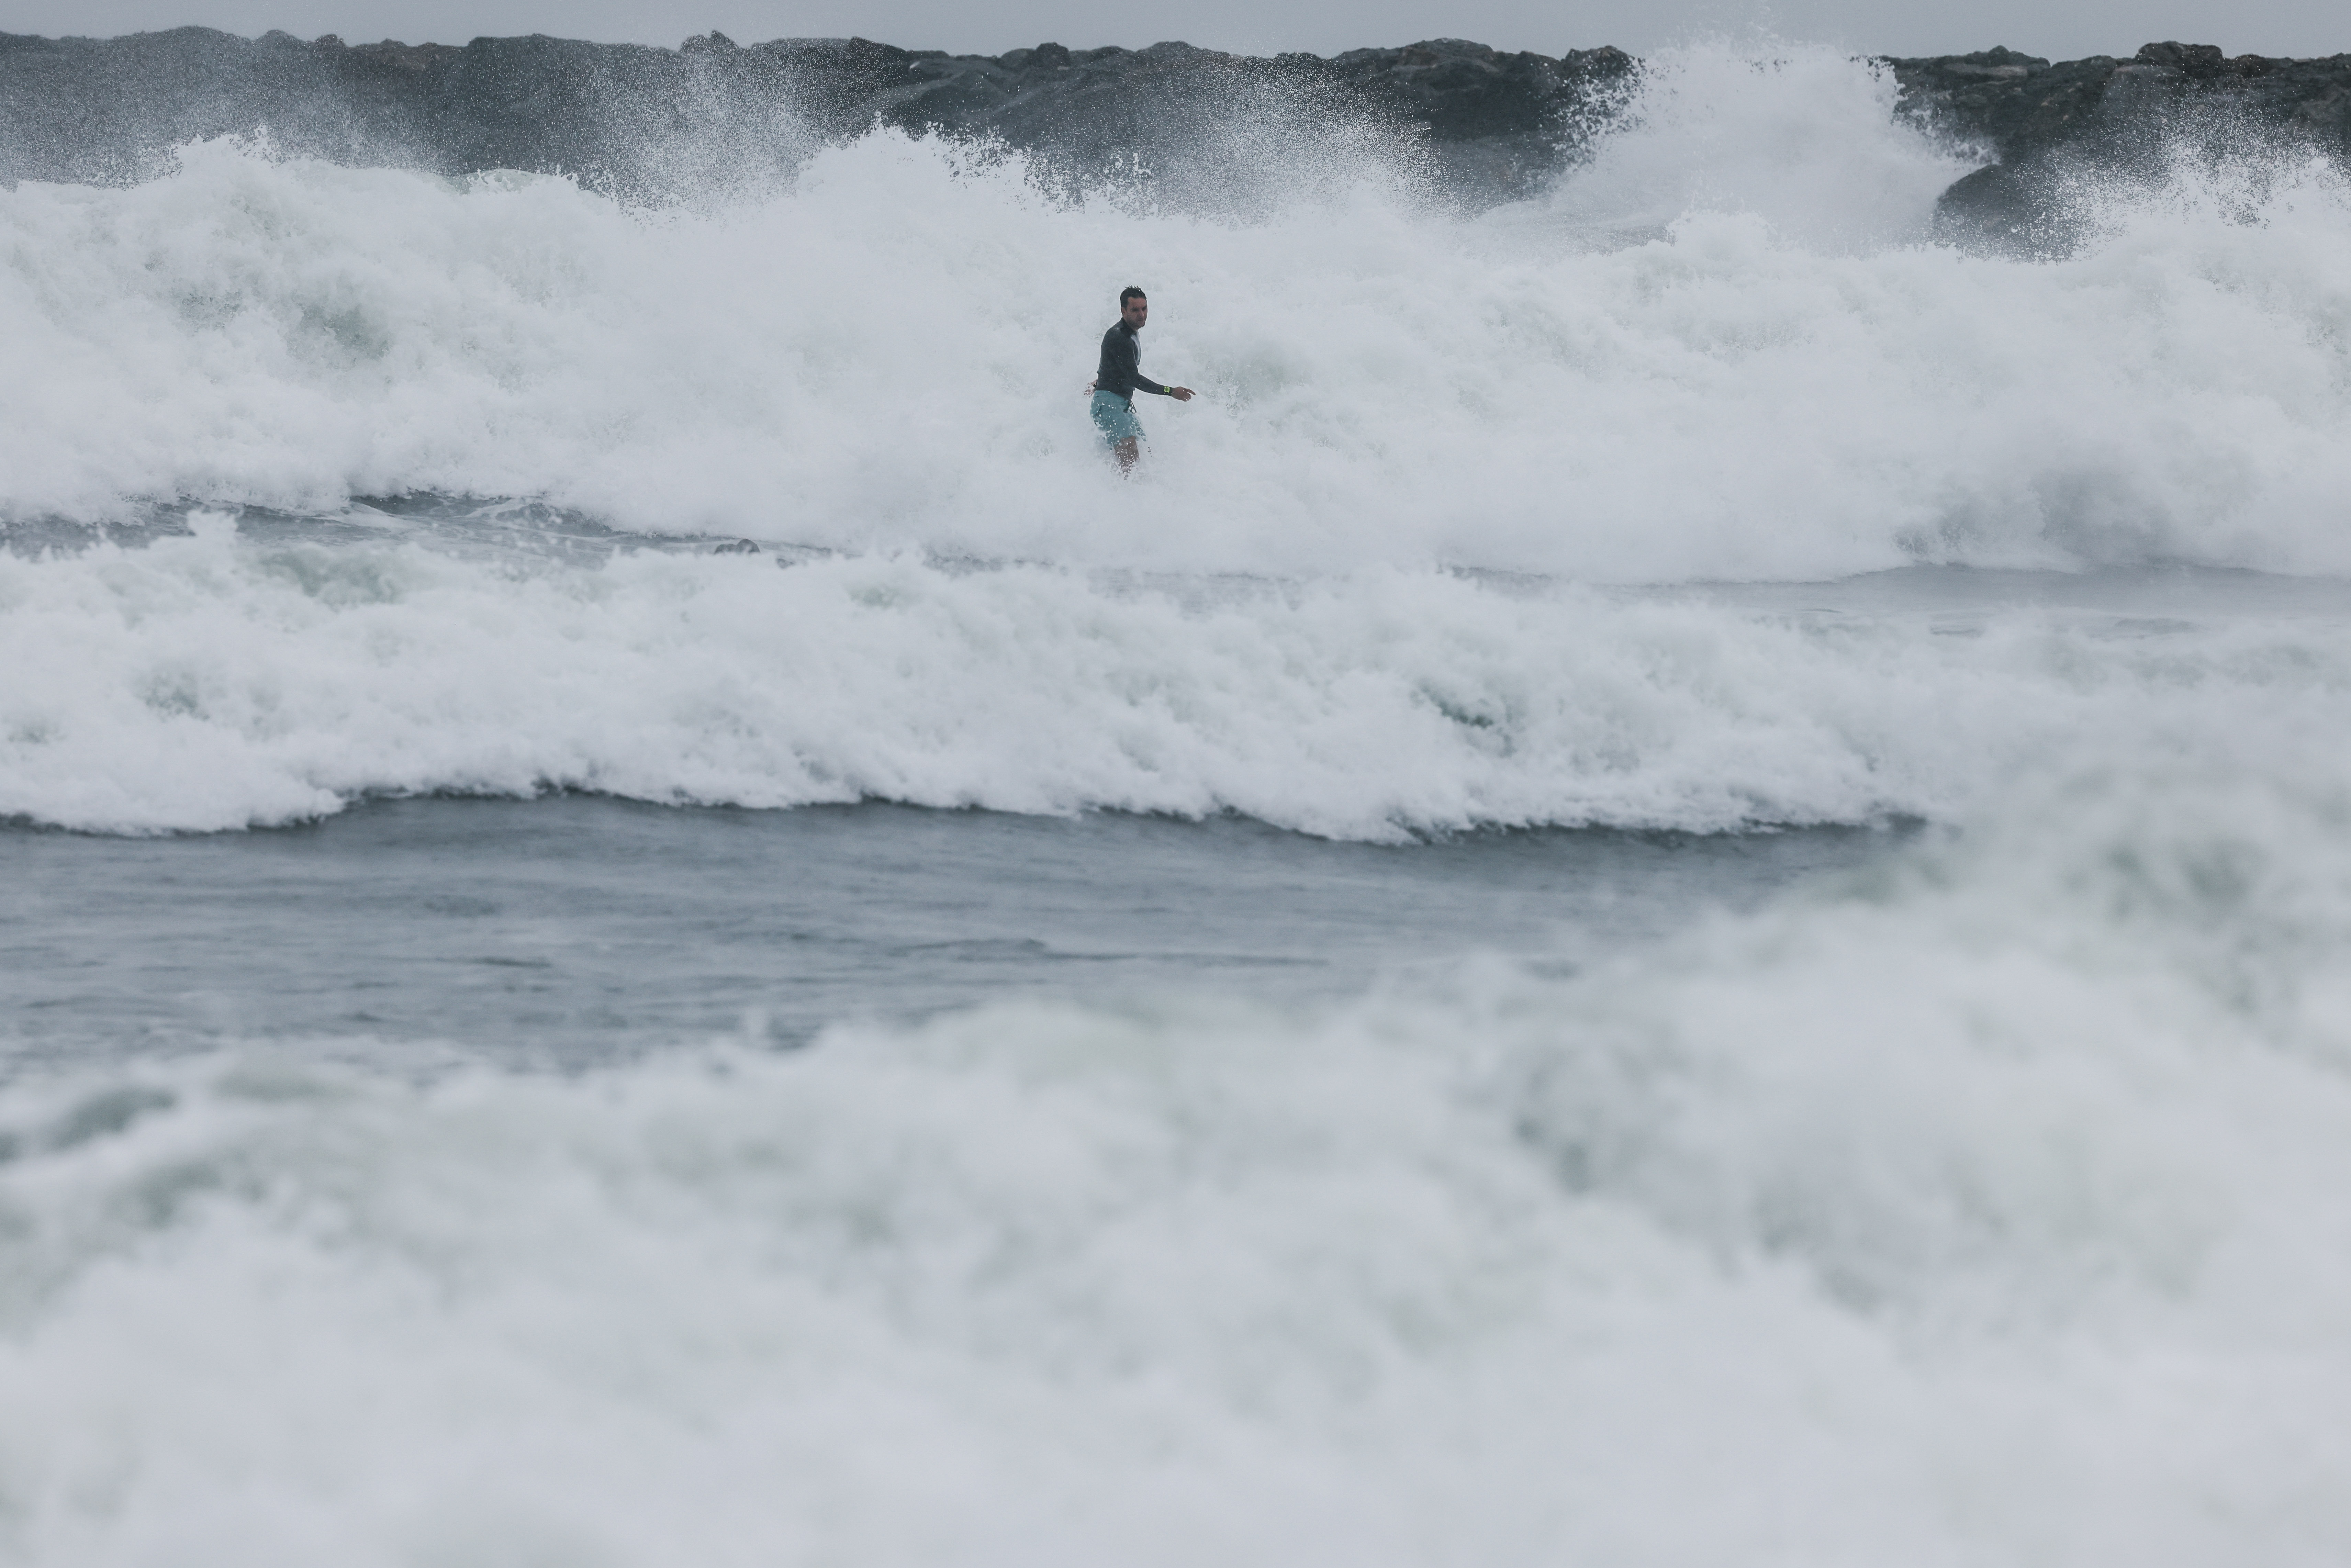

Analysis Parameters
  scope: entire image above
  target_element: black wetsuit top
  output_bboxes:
[1096,321,1169,403]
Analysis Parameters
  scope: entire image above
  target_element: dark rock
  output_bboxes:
[2134,41,2226,77]
[1,25,2344,235]
[1885,41,2351,250]
[0,26,1633,206]
[1883,47,2119,160]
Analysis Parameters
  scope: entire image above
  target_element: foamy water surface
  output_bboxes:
[4,40,2351,1567]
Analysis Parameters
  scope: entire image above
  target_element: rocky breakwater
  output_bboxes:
[5,27,2346,233]
[0,27,1633,205]
[1887,41,2351,248]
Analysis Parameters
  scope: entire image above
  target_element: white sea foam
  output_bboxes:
[3,756,2348,1564]
[8,39,2351,1562]
[3,44,2351,578]
[4,524,2348,836]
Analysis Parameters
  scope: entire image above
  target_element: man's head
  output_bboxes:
[1119,287,1147,329]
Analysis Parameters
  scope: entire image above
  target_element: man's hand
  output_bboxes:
[1084,378,1097,394]
[1169,386,1195,402]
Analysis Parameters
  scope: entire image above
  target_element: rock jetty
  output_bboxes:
[1888,42,2351,245]
[2,27,2347,237]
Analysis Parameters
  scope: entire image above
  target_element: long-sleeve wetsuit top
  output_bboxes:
[1096,321,1170,402]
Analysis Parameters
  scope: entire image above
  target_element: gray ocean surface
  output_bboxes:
[1,797,1891,1072]
[10,50,2351,1558]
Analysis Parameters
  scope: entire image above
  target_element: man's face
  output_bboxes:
[1122,295,1149,328]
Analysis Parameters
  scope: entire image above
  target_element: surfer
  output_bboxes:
[1086,286,1194,474]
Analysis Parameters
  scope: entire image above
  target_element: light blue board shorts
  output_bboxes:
[1090,389,1144,447]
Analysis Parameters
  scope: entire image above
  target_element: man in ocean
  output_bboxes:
[1087,286,1193,473]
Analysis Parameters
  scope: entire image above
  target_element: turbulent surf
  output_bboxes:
[3,33,2350,1567]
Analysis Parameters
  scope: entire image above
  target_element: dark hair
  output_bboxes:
[1119,286,1147,307]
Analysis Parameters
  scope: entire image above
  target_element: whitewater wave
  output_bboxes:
[3,753,2348,1564]
[2,521,2347,836]
[2,45,2349,578]
[10,36,2351,1566]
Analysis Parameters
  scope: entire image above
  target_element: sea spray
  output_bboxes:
[5,37,2351,1564]
[3,46,2350,575]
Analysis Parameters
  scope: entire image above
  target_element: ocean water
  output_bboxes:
[5,40,2351,1566]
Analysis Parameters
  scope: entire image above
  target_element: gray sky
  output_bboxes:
[2,0,2342,62]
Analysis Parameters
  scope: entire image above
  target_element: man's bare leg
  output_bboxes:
[1114,436,1139,474]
